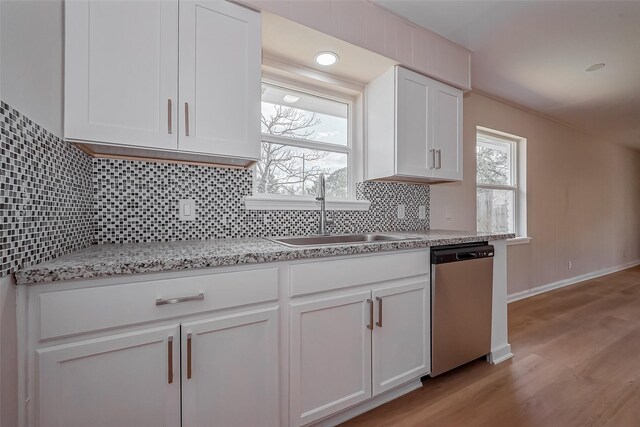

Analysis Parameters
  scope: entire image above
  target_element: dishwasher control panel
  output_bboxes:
[431,243,494,264]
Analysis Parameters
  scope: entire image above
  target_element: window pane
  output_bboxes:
[477,188,515,233]
[256,142,348,198]
[261,84,348,146]
[477,134,512,185]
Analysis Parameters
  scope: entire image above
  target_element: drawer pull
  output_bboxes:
[367,299,374,330]
[185,102,190,136]
[187,332,193,379]
[376,296,383,327]
[156,292,204,306]
[167,336,174,384]
[167,99,173,134]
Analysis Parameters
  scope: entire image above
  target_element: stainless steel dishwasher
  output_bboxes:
[431,243,494,376]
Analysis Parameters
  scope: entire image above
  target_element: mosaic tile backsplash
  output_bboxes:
[94,158,430,243]
[1,101,430,274]
[0,102,94,276]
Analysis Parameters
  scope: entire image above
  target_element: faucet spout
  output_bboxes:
[315,174,333,235]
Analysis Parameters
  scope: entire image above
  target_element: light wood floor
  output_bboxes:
[342,265,640,427]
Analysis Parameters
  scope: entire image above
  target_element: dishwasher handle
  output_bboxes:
[456,252,478,261]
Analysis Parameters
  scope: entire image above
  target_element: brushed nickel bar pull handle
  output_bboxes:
[430,149,436,169]
[376,297,383,327]
[437,149,442,169]
[187,333,193,379]
[367,299,374,330]
[167,99,173,134]
[184,102,190,136]
[167,336,174,384]
[156,292,204,306]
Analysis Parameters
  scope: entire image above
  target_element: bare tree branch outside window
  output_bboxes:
[257,103,348,197]
[476,138,515,233]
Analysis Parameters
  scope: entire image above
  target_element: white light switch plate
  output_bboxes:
[179,199,196,221]
[397,204,406,220]
[418,205,426,220]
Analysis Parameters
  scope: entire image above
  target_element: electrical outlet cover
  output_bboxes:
[418,205,426,220]
[179,199,196,221]
[397,204,406,220]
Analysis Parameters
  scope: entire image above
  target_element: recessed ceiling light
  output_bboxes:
[283,94,300,104]
[315,51,339,66]
[585,63,605,72]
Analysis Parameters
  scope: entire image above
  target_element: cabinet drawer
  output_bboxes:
[289,250,429,297]
[38,267,278,340]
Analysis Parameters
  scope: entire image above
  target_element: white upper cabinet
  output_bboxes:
[366,66,463,182]
[178,0,261,160]
[65,0,261,166]
[432,82,463,180]
[65,0,179,150]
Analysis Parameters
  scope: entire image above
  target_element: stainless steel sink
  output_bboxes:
[265,233,415,247]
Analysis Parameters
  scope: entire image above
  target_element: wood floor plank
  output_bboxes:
[341,266,640,427]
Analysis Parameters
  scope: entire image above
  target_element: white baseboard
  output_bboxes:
[507,259,640,303]
[488,344,513,364]
[311,379,422,427]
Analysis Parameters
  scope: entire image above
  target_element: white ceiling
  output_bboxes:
[262,13,396,86]
[375,1,640,149]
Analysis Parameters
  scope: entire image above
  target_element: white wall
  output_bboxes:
[1,2,64,425]
[0,276,17,427]
[430,91,640,296]
[0,0,64,137]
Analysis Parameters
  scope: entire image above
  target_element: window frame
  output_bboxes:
[258,79,354,199]
[476,127,527,239]
[244,70,371,211]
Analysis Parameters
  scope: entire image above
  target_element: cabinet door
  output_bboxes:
[181,307,279,427]
[37,325,180,427]
[372,280,429,395]
[289,291,372,426]
[395,67,434,178]
[65,0,178,149]
[432,82,463,180]
[178,0,261,160]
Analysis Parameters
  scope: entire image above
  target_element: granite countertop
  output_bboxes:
[15,230,514,285]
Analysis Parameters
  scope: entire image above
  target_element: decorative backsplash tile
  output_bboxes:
[0,102,94,276]
[94,158,430,244]
[1,101,430,274]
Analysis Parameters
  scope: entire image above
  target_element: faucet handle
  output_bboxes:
[315,174,326,200]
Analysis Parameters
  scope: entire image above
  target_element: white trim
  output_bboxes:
[487,343,513,365]
[244,194,370,211]
[506,236,532,246]
[261,134,350,154]
[312,379,422,427]
[477,183,517,191]
[507,259,640,303]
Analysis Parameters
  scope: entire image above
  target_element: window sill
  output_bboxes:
[244,194,371,211]
[507,236,532,246]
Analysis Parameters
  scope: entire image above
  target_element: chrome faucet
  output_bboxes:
[315,174,334,235]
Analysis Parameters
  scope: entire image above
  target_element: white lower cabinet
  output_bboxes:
[37,325,181,427]
[372,281,430,395]
[289,278,430,426]
[181,307,279,427]
[289,291,373,426]
[25,251,431,427]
